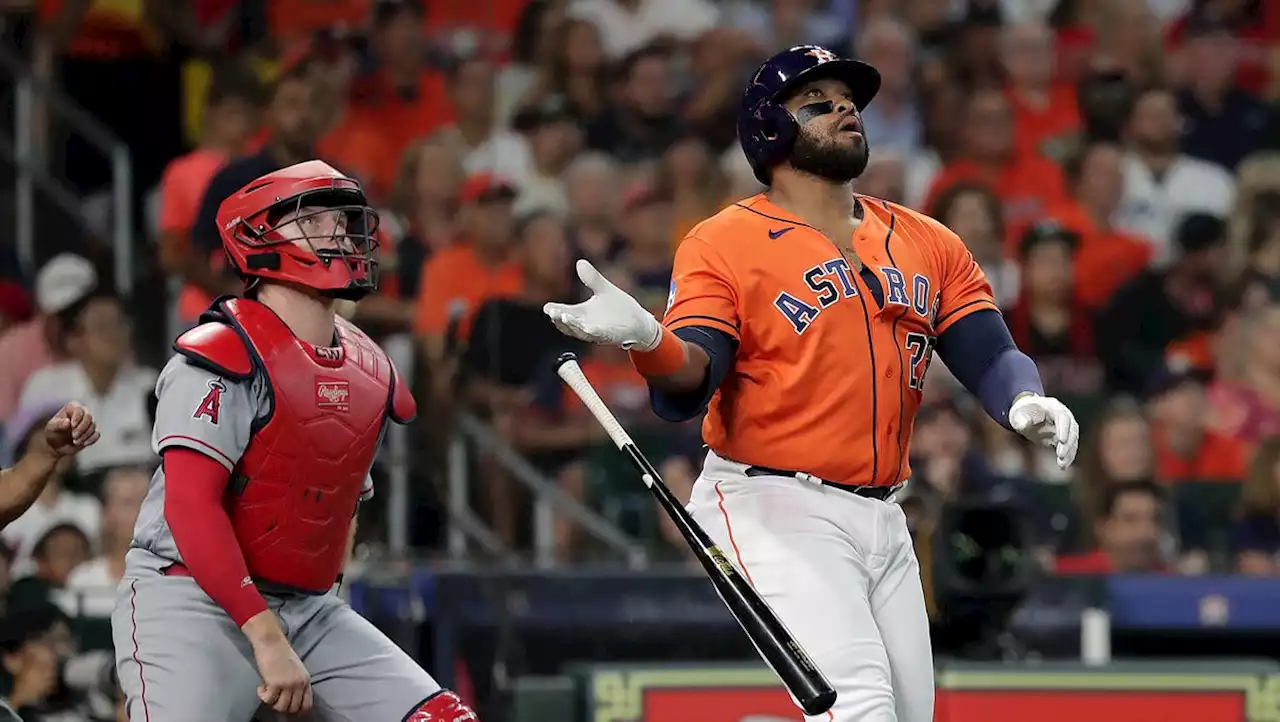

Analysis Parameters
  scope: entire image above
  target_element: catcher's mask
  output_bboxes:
[215,160,381,301]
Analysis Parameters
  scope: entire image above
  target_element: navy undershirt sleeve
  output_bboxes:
[934,309,1044,429]
[648,325,737,422]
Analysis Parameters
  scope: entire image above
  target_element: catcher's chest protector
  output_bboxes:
[180,298,399,592]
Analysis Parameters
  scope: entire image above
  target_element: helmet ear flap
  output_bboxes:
[755,103,798,169]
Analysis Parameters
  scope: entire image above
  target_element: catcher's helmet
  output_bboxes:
[738,45,881,185]
[215,160,380,301]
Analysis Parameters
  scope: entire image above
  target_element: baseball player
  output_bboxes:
[545,46,1080,722]
[111,161,478,722]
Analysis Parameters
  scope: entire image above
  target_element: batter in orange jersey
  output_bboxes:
[546,45,1081,722]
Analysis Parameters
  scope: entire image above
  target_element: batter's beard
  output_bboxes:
[788,126,870,182]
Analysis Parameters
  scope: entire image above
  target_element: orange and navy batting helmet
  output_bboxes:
[738,45,881,185]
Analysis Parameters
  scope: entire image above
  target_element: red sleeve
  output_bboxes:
[163,447,268,627]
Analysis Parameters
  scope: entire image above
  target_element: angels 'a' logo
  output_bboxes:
[804,47,837,64]
[194,379,226,425]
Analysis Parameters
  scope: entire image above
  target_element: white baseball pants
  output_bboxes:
[687,451,934,722]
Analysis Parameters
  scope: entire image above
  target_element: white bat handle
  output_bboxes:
[555,355,635,451]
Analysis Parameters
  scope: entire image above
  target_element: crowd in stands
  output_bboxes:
[0,1,1278,712]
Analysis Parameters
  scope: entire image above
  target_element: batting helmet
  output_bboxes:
[216,160,380,301]
[738,45,881,185]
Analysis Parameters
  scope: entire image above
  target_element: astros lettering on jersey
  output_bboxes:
[665,193,997,487]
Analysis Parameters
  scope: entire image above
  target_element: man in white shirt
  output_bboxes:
[19,292,158,474]
[1114,86,1236,266]
[435,56,534,188]
[566,0,718,60]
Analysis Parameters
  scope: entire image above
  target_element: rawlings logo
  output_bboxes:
[316,380,350,411]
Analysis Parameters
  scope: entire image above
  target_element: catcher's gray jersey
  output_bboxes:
[129,355,372,572]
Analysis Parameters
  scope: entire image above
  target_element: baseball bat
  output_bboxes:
[554,352,837,717]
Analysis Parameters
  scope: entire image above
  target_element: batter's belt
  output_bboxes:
[743,465,902,501]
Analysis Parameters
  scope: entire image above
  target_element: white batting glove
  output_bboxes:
[1008,394,1080,469]
[544,260,663,350]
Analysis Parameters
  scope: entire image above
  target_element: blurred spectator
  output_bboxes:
[463,212,580,409]
[679,29,747,153]
[1098,213,1226,395]
[521,266,680,560]
[1075,61,1137,143]
[1072,399,1156,543]
[922,86,1070,245]
[1208,300,1280,443]
[414,174,523,375]
[0,256,97,422]
[187,60,328,306]
[1146,361,1248,483]
[387,139,466,298]
[516,17,611,127]
[464,213,585,550]
[56,467,147,618]
[1002,21,1082,164]
[618,185,676,312]
[1052,141,1153,309]
[563,153,627,264]
[0,402,100,576]
[904,84,965,209]
[908,396,1031,507]
[1114,86,1236,263]
[1228,152,1280,273]
[725,0,843,52]
[19,292,158,476]
[565,0,719,59]
[1177,20,1268,170]
[7,523,91,611]
[1055,480,1169,573]
[1005,222,1103,396]
[496,0,561,125]
[585,45,683,163]
[436,56,535,186]
[928,182,1017,306]
[948,3,1007,89]
[857,152,908,207]
[157,62,265,328]
[1165,0,1280,97]
[341,1,452,197]
[1231,435,1280,575]
[0,603,74,718]
[512,95,584,217]
[854,18,922,159]
[658,135,728,247]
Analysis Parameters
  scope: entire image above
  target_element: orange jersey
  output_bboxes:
[666,194,998,487]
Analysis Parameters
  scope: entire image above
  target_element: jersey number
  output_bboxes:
[905,332,935,390]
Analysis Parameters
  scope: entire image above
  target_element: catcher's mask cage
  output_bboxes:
[221,170,381,302]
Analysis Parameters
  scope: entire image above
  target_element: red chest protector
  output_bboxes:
[175,297,415,592]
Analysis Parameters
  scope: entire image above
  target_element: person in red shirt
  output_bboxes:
[339,1,452,198]
[158,63,265,327]
[1147,361,1249,483]
[1050,141,1154,309]
[1001,21,1082,164]
[922,86,1070,248]
[1056,480,1168,574]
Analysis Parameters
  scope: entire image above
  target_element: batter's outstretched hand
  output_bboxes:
[40,402,99,458]
[544,260,663,350]
[1009,394,1080,469]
